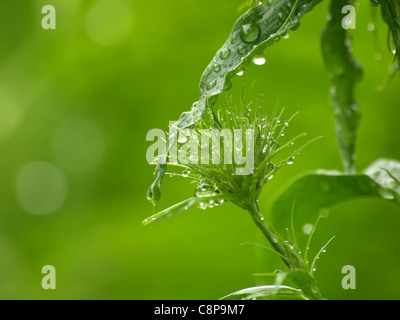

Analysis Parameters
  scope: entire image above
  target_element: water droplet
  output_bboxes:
[237,46,248,55]
[213,64,221,72]
[195,181,217,197]
[379,188,395,200]
[206,80,217,90]
[257,0,263,5]
[178,136,188,144]
[236,69,244,76]
[270,235,278,243]
[287,158,294,165]
[253,56,266,65]
[312,267,317,272]
[182,170,190,177]
[240,23,260,43]
[268,175,274,180]
[220,48,231,59]
[367,23,375,32]
[322,249,326,253]
[223,79,232,91]
[284,241,295,250]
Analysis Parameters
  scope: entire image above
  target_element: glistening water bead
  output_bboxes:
[240,23,260,43]
[220,48,231,59]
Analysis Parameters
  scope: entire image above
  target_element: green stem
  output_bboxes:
[247,203,288,265]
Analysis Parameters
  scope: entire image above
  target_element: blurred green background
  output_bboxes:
[0,0,399,300]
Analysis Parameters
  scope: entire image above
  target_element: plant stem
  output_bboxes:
[247,203,288,264]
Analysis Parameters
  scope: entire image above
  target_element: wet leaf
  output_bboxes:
[321,0,363,173]
[147,0,324,204]
[270,158,400,228]
[219,285,306,300]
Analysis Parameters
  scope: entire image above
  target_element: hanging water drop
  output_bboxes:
[182,170,190,177]
[236,69,244,76]
[178,136,188,143]
[253,56,266,66]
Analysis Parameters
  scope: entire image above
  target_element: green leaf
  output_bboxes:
[142,194,238,226]
[270,158,400,228]
[370,0,400,67]
[281,269,324,300]
[321,0,363,173]
[147,0,324,204]
[219,285,306,300]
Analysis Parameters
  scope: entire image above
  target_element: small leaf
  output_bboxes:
[142,194,237,226]
[270,158,400,228]
[219,285,306,300]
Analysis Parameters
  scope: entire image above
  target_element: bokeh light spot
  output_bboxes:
[16,162,68,215]
[85,0,133,46]
[52,119,105,172]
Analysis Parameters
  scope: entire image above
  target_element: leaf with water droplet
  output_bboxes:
[219,285,306,300]
[372,0,400,68]
[147,0,324,204]
[270,158,400,229]
[143,194,238,225]
[321,0,363,173]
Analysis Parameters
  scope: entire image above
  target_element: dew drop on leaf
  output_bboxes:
[206,80,217,90]
[237,46,248,55]
[220,48,231,59]
[213,64,221,72]
[240,23,260,43]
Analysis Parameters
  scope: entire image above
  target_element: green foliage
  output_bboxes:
[143,102,311,225]
[271,158,400,227]
[147,0,323,205]
[321,0,363,173]
[144,0,400,301]
[371,0,400,67]
[220,285,307,300]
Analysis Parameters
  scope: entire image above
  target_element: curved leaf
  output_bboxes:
[321,0,363,173]
[147,0,324,204]
[219,285,306,300]
[270,158,400,227]
[371,0,400,67]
